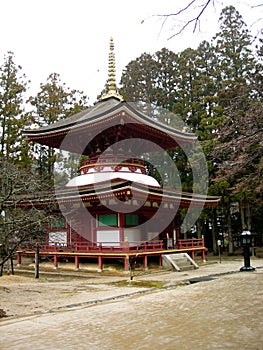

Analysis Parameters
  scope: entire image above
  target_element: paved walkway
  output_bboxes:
[138,256,263,283]
[1,257,263,350]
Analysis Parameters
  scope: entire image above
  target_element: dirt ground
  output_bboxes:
[1,257,263,349]
[0,272,146,318]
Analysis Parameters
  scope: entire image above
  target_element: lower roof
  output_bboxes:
[56,179,220,208]
[17,179,220,210]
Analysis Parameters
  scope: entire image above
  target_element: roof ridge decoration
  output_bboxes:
[100,37,124,102]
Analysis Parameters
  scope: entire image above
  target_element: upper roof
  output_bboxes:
[23,98,196,155]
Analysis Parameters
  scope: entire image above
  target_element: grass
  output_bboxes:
[112,279,165,289]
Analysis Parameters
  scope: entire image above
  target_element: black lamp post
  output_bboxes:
[240,231,255,272]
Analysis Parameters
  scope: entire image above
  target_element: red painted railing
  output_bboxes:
[177,238,204,249]
[63,240,164,253]
[19,238,205,254]
[80,155,145,167]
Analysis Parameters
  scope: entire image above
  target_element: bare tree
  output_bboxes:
[0,161,54,275]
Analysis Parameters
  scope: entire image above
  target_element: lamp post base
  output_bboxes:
[240,266,255,272]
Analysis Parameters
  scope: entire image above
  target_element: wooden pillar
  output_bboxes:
[75,255,79,270]
[143,255,148,271]
[92,216,97,243]
[53,255,58,269]
[119,213,125,242]
[202,249,206,262]
[67,221,72,246]
[98,255,103,272]
[190,250,195,260]
[17,252,22,266]
[124,237,129,253]
[124,256,129,273]
[158,254,163,268]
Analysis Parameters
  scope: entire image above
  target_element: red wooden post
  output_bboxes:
[17,252,22,266]
[98,255,103,272]
[201,235,206,262]
[119,213,125,242]
[190,250,195,260]
[158,254,162,268]
[124,256,129,273]
[75,255,79,270]
[124,236,129,253]
[53,255,58,269]
[202,249,206,262]
[143,255,148,270]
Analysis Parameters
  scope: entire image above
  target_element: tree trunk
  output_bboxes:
[247,202,251,231]
[227,206,234,254]
[10,256,14,275]
[240,199,246,230]
[196,218,202,239]
[211,209,217,255]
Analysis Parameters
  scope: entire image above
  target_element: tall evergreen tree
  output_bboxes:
[120,52,157,104]
[153,48,179,111]
[193,41,224,143]
[209,7,262,250]
[173,47,199,127]
[251,30,263,100]
[213,6,255,106]
[120,6,263,250]
[28,73,89,184]
[0,52,30,166]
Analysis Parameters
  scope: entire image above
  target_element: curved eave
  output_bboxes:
[55,181,220,208]
[16,185,220,210]
[124,102,195,142]
[22,99,196,152]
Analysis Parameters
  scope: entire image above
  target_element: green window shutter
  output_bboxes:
[98,214,118,226]
[125,214,139,226]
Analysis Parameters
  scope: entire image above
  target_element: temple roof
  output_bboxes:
[55,180,220,208]
[23,98,196,155]
[17,179,219,209]
[25,97,121,134]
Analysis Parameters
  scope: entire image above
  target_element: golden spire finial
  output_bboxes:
[108,37,116,92]
[100,37,124,102]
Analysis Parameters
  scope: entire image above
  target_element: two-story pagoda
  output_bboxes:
[18,39,219,272]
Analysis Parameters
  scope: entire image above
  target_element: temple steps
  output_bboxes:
[162,253,199,271]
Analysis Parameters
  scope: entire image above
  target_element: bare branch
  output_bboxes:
[251,4,263,8]
[142,0,214,39]
[168,0,213,39]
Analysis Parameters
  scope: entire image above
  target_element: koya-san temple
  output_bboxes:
[18,38,220,272]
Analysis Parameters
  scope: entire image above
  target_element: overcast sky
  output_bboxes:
[1,0,262,103]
